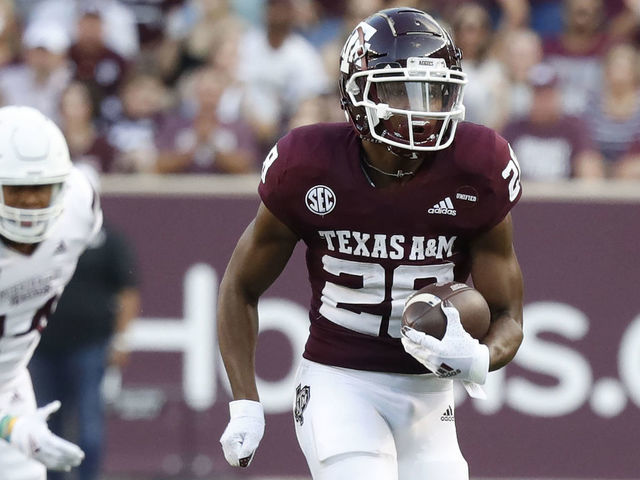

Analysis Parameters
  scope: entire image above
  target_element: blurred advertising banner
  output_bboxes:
[100,178,639,479]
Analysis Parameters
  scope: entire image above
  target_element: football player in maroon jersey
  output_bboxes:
[218,7,524,480]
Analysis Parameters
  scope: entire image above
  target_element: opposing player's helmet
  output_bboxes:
[0,106,72,243]
[339,8,467,154]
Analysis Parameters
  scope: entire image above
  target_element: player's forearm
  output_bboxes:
[217,282,261,401]
[483,313,523,371]
[115,288,140,334]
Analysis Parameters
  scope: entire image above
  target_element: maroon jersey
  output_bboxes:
[258,122,521,373]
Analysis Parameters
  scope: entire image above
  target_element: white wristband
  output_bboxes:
[469,344,490,385]
[229,400,264,419]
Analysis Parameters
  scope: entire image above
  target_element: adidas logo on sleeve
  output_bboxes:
[428,197,457,216]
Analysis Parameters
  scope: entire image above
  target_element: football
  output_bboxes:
[402,281,490,340]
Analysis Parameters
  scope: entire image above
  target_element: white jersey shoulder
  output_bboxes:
[59,166,103,243]
[0,166,103,388]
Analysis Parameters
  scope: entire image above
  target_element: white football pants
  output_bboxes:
[0,369,46,480]
[294,359,468,480]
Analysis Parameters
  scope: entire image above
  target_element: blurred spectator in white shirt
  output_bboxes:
[451,2,510,131]
[0,20,71,121]
[500,28,544,121]
[236,0,330,152]
[28,0,140,59]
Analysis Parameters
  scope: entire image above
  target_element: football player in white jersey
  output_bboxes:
[0,106,102,479]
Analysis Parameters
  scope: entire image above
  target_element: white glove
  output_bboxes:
[220,400,265,468]
[401,302,490,386]
[10,401,85,471]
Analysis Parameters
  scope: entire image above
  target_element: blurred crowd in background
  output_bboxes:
[2,0,640,181]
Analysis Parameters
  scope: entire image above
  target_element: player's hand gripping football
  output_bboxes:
[10,401,85,471]
[401,301,490,386]
[220,399,265,467]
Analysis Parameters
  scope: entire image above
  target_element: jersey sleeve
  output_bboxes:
[88,186,103,244]
[66,167,104,248]
[483,132,523,231]
[257,131,303,236]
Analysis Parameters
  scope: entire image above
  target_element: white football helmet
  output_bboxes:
[0,106,72,243]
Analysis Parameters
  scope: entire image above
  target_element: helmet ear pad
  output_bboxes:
[341,75,371,137]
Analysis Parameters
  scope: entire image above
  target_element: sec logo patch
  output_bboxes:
[305,185,336,215]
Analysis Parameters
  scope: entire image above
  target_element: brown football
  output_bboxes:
[402,281,490,340]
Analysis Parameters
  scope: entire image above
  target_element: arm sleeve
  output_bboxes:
[88,187,104,244]
[484,133,523,230]
[257,132,302,236]
[67,167,104,247]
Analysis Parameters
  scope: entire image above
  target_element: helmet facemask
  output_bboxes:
[0,182,67,244]
[345,57,467,152]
